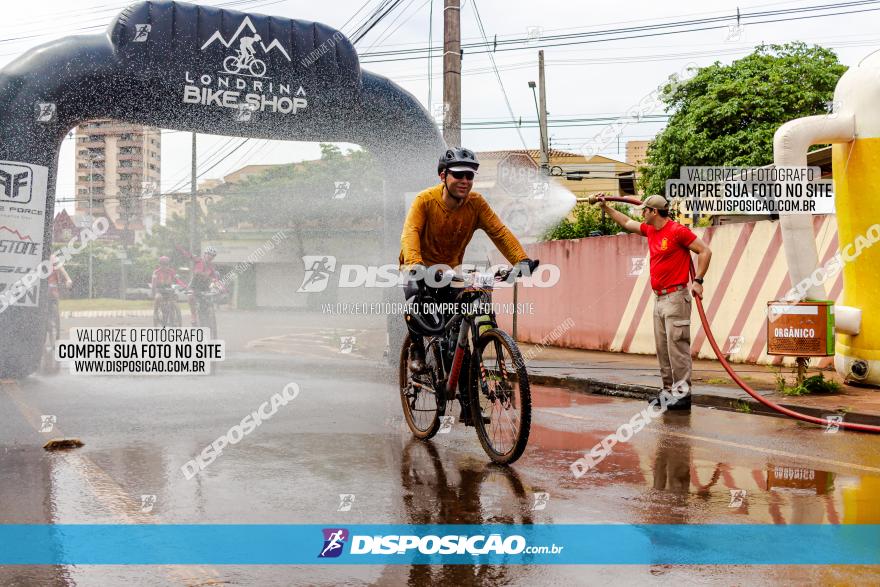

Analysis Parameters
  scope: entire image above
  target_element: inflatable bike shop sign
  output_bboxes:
[180,17,308,115]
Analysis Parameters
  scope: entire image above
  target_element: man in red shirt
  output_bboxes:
[600,195,712,410]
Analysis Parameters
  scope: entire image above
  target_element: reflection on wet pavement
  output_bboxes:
[3,374,880,585]
[528,393,880,528]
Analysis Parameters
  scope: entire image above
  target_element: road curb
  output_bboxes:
[213,354,880,428]
[61,310,154,318]
[223,355,396,383]
[527,372,880,427]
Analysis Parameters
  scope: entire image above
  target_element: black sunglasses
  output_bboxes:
[448,170,475,180]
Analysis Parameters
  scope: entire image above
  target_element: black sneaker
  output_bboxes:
[646,391,692,411]
[666,393,692,411]
[460,408,473,427]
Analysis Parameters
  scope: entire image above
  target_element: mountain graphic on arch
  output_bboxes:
[200,16,292,62]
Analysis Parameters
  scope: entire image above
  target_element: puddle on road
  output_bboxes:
[525,401,880,525]
[401,439,538,526]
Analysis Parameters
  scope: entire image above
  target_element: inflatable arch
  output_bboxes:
[0,0,444,376]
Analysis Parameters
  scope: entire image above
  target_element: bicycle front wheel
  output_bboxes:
[399,334,446,440]
[198,300,217,338]
[470,328,531,465]
[249,59,267,77]
[170,302,182,327]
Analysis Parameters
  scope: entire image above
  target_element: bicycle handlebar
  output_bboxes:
[406,260,540,336]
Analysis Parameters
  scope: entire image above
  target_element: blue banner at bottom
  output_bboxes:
[1,525,878,565]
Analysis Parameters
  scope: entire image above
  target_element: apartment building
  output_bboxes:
[74,119,161,242]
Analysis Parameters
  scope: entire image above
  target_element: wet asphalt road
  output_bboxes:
[2,316,880,585]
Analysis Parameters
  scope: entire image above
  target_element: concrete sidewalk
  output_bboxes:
[520,343,880,426]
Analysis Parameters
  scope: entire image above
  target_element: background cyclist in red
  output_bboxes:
[176,245,226,326]
[151,255,186,318]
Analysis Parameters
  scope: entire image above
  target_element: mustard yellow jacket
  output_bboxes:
[399,183,528,269]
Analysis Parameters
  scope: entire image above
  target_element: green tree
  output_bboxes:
[144,203,219,266]
[60,241,155,298]
[543,203,629,240]
[209,144,382,231]
[639,42,846,195]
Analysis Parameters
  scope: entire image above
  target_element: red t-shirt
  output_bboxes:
[640,221,697,291]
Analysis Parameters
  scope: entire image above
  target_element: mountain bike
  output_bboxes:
[153,285,182,327]
[223,50,267,77]
[191,288,221,338]
[399,265,535,465]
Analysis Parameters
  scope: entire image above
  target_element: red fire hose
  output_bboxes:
[592,195,880,433]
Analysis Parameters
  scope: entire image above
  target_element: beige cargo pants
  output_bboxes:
[652,288,692,392]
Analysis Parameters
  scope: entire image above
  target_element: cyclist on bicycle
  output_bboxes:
[238,34,261,64]
[177,245,225,326]
[399,147,539,374]
[151,256,186,315]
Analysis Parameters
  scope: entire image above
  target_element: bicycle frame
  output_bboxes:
[402,265,534,463]
[237,50,255,66]
[429,284,499,402]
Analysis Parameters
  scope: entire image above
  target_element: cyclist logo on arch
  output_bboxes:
[223,34,267,77]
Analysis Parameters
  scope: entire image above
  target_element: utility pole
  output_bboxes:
[538,50,549,173]
[87,153,96,299]
[443,0,461,147]
[189,132,198,254]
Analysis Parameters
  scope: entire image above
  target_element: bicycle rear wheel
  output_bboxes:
[399,334,446,439]
[470,328,531,465]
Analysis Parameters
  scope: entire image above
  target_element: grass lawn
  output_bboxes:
[60,298,186,312]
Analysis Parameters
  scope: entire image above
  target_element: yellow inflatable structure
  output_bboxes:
[774,49,880,386]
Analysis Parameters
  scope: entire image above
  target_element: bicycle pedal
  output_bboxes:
[459,411,490,427]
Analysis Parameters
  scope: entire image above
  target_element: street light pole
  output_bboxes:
[528,52,550,173]
[538,50,549,173]
[190,132,198,254]
[442,0,461,147]
[87,152,95,299]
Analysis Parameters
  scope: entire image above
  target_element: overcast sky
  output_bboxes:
[2,0,878,211]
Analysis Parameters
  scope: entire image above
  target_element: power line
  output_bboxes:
[349,0,407,44]
[363,0,880,57]
[470,0,528,149]
[339,0,381,34]
[0,0,290,48]
[332,0,822,51]
[385,36,880,81]
[427,0,434,108]
[363,0,428,52]
[359,1,880,62]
